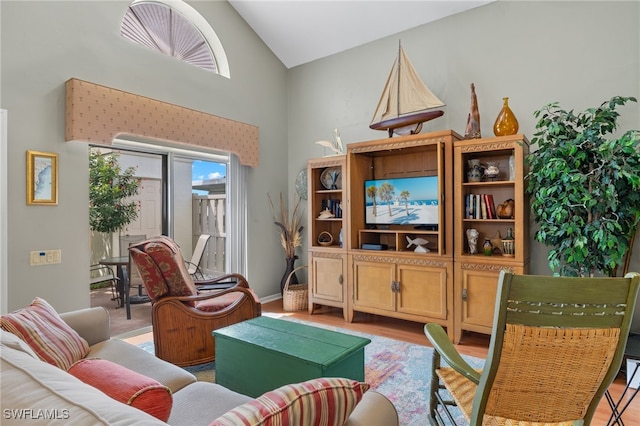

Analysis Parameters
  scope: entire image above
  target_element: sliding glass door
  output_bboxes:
[90,142,242,278]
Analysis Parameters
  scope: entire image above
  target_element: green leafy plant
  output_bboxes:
[89,151,141,234]
[526,96,640,277]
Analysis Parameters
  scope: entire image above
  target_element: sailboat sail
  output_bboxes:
[370,46,445,136]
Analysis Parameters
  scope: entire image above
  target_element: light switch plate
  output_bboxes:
[30,250,61,266]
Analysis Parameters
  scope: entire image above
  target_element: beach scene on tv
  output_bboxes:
[365,176,439,226]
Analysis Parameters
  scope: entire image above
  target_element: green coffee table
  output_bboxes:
[213,316,370,397]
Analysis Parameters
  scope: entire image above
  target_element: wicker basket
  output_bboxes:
[317,231,334,247]
[283,265,308,312]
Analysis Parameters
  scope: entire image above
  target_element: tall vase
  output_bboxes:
[280,255,299,295]
[493,97,519,136]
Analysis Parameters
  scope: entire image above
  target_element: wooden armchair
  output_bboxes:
[130,236,261,367]
[425,271,640,425]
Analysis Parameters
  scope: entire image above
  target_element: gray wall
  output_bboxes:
[1,1,639,314]
[287,0,640,277]
[1,0,288,312]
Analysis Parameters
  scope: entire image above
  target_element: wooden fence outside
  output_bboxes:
[192,194,226,275]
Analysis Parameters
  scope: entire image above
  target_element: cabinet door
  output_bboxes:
[311,255,344,303]
[352,259,395,311]
[460,268,500,331]
[397,264,448,319]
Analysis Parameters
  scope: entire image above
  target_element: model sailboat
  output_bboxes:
[370,44,445,137]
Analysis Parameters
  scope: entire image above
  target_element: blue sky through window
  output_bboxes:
[192,160,226,195]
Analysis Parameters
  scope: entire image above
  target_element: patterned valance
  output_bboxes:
[65,78,259,167]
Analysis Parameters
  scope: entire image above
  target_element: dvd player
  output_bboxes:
[361,243,388,250]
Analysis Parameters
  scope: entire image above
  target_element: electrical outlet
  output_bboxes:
[29,250,61,266]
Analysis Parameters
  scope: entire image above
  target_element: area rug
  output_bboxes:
[135,317,484,425]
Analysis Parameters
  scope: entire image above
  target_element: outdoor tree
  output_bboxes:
[89,151,141,235]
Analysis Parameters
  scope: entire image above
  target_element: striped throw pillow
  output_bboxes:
[210,378,369,426]
[0,297,89,370]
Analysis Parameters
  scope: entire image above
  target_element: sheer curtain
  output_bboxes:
[227,154,248,276]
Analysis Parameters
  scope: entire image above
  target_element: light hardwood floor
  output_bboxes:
[119,299,638,424]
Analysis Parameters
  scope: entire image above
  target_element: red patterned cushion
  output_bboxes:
[68,358,172,422]
[145,242,198,306]
[210,378,369,426]
[130,248,169,300]
[0,298,89,370]
[195,292,244,312]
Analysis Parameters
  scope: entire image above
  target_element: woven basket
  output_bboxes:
[283,265,308,312]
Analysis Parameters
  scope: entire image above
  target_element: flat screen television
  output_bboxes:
[364,176,439,227]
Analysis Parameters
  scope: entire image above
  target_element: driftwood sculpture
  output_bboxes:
[464,83,481,139]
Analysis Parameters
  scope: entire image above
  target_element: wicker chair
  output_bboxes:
[425,270,640,426]
[130,236,261,367]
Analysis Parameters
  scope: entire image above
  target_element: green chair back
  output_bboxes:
[472,271,640,424]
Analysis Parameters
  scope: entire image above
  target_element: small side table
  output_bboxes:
[606,332,640,425]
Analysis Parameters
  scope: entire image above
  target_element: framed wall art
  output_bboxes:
[26,150,58,205]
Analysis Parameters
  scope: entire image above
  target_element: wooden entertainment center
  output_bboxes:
[307,130,529,342]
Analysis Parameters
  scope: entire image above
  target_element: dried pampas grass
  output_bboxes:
[268,193,304,258]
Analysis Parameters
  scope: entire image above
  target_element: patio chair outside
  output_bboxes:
[185,234,211,280]
[89,263,119,302]
[119,234,146,297]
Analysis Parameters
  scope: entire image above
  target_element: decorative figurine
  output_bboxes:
[466,228,479,254]
[464,83,481,139]
[406,236,430,253]
[483,162,500,181]
[317,208,335,219]
[497,199,515,219]
[491,230,503,254]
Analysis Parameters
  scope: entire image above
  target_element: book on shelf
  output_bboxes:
[465,193,497,220]
[321,198,342,218]
[483,194,496,219]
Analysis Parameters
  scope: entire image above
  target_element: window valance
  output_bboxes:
[65,78,259,167]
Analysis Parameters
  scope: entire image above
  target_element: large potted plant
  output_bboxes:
[526,96,640,277]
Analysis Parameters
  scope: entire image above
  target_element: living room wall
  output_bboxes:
[287,0,640,278]
[1,1,639,316]
[0,0,289,313]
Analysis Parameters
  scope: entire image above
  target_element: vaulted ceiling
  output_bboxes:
[228,1,493,68]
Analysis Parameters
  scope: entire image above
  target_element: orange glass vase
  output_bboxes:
[493,97,519,136]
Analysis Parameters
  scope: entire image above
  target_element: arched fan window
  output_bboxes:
[120,0,230,78]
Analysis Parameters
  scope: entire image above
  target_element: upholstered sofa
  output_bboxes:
[1,303,399,425]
